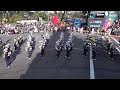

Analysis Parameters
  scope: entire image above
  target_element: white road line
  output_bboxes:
[110,37,120,53]
[110,37,120,45]
[90,45,95,79]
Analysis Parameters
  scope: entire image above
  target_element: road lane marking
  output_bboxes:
[110,37,120,53]
[110,37,120,45]
[90,45,95,79]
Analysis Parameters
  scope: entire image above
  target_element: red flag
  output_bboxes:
[51,15,58,25]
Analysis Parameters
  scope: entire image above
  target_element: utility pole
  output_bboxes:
[2,11,4,18]
[86,11,90,26]
[61,11,66,21]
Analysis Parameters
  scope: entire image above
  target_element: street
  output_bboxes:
[0,31,120,79]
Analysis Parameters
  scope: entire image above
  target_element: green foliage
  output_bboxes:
[7,11,89,23]
[27,15,34,20]
[70,11,88,19]
[58,12,63,19]
[8,11,49,23]
[82,11,87,15]
[9,13,22,23]
[71,13,81,19]
[35,12,48,21]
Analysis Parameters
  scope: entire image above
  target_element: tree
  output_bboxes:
[82,11,87,15]
[58,11,63,19]
[9,13,22,23]
[35,12,48,21]
[61,11,66,21]
[70,11,82,19]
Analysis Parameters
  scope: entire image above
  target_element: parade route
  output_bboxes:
[0,32,120,79]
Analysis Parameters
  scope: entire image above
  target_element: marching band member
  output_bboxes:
[17,36,20,46]
[83,41,89,56]
[3,43,12,68]
[40,44,45,59]
[59,39,64,52]
[65,43,71,58]
[13,38,18,51]
[25,42,30,51]
[109,43,114,60]
[55,43,61,58]
[92,43,97,60]
[56,39,60,45]
[3,47,10,68]
[7,47,13,61]
[19,35,24,44]
[68,41,73,53]
[3,46,8,58]
[25,42,32,59]
[39,40,43,50]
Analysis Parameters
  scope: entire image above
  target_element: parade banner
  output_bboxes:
[88,18,105,28]
[108,11,118,24]
[74,18,81,26]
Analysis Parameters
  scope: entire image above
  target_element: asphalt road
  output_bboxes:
[0,31,120,79]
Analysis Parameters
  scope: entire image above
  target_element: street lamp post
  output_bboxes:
[61,11,66,22]
[86,11,90,26]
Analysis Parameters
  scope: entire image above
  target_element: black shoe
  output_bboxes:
[7,66,10,68]
[6,65,10,68]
